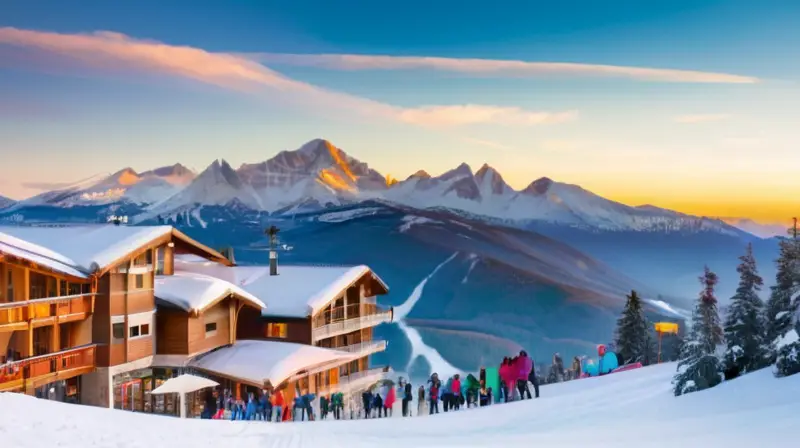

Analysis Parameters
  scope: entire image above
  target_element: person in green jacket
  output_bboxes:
[330,392,344,420]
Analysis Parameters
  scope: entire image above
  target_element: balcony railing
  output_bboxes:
[0,293,95,327]
[0,344,97,391]
[316,366,390,397]
[312,307,393,342]
[337,340,388,357]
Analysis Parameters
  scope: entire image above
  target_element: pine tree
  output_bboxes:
[614,290,650,365]
[723,243,768,378]
[764,223,800,363]
[775,291,800,377]
[673,266,724,396]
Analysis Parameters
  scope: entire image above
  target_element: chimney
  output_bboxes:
[219,247,236,264]
[266,225,280,276]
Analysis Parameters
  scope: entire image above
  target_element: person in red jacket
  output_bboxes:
[517,350,533,400]
[499,357,513,402]
[451,374,462,410]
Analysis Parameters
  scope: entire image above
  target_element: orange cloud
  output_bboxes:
[0,27,575,128]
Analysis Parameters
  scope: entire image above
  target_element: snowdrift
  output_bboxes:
[1,363,798,447]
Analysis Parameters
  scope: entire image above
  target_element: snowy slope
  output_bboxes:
[719,217,788,239]
[2,364,798,447]
[13,164,195,208]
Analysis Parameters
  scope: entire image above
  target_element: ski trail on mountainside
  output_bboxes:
[393,252,460,378]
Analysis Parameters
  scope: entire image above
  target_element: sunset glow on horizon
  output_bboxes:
[2,1,799,226]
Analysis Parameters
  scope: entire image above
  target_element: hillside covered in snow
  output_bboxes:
[1,363,798,447]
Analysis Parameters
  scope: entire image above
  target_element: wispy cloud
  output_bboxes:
[673,114,732,123]
[400,106,577,127]
[461,137,516,151]
[0,27,575,128]
[245,53,759,84]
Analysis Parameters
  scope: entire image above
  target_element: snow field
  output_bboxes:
[1,362,798,448]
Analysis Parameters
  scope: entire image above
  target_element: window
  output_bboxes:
[141,324,150,336]
[155,247,165,275]
[112,323,125,340]
[266,323,288,339]
[6,269,13,302]
[205,322,217,337]
[133,253,148,267]
[129,326,140,338]
[135,274,144,289]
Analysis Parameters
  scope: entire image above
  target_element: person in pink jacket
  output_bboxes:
[499,357,514,402]
[451,374,462,410]
[384,384,396,417]
[517,350,533,400]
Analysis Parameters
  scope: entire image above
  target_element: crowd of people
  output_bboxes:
[198,349,579,421]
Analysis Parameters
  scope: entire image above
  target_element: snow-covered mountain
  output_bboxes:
[10,164,195,209]
[144,159,263,218]
[237,138,388,211]
[719,217,788,239]
[6,138,758,236]
[0,195,14,210]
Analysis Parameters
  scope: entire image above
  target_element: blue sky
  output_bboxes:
[1,0,799,222]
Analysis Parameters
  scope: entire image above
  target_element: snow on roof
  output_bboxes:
[249,265,385,318]
[189,340,357,387]
[155,272,265,313]
[0,231,87,279]
[0,225,175,273]
[174,255,389,318]
[150,374,219,395]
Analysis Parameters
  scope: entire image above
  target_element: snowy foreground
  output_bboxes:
[2,363,799,448]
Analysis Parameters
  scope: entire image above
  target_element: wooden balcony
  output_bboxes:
[0,344,97,392]
[0,293,95,331]
[312,305,393,342]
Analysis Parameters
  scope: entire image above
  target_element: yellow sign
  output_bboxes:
[654,322,679,334]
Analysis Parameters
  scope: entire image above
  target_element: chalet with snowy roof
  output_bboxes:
[0,224,392,417]
[172,254,394,398]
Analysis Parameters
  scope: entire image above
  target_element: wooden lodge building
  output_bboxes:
[0,224,393,416]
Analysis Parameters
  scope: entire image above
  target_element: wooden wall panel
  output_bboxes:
[188,301,230,355]
[109,342,126,366]
[127,336,153,361]
[108,273,127,316]
[126,289,155,315]
[92,275,111,346]
[155,309,189,354]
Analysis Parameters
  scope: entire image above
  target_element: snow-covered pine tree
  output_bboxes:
[615,290,649,365]
[723,243,768,378]
[774,290,800,377]
[673,266,724,396]
[764,223,800,364]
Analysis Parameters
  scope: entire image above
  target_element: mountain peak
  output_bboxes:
[108,167,140,186]
[523,177,554,195]
[439,163,473,181]
[475,163,512,196]
[408,170,431,180]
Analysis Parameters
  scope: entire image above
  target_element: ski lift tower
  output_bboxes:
[266,225,279,276]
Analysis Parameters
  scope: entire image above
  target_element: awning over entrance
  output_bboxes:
[150,374,219,418]
[189,340,358,389]
[151,374,219,395]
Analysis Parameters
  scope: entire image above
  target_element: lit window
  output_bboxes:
[266,323,287,338]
